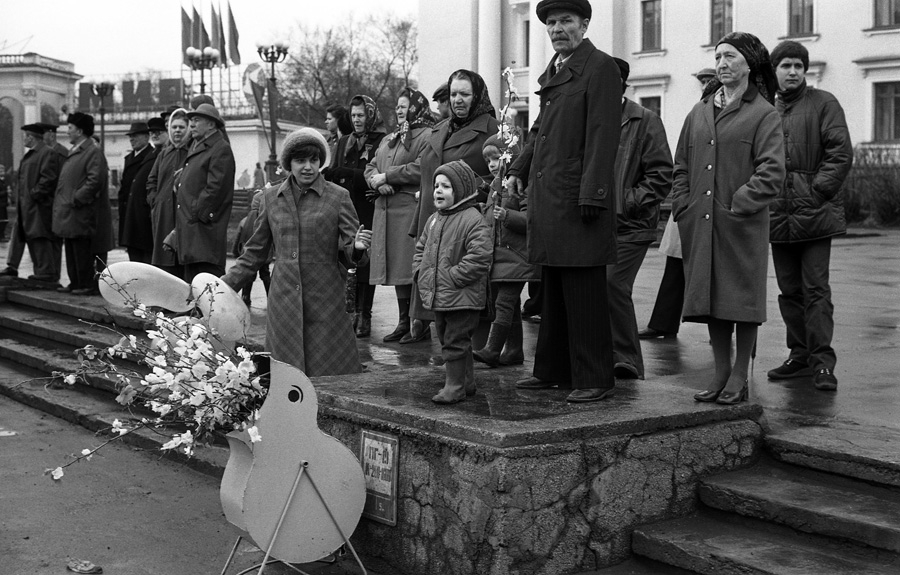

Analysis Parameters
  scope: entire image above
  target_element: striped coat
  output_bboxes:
[222,174,364,376]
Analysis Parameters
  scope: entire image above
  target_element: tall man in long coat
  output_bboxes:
[121,120,160,263]
[176,104,235,280]
[118,122,152,254]
[506,0,622,402]
[52,113,109,295]
[17,123,61,283]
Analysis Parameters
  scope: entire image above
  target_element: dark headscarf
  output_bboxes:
[346,94,385,160]
[703,32,777,105]
[388,89,437,149]
[447,69,496,135]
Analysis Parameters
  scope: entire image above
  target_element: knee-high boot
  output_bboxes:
[473,323,510,367]
[383,297,411,342]
[432,358,467,404]
[499,321,524,366]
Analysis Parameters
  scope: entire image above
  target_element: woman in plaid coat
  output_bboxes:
[222,128,372,376]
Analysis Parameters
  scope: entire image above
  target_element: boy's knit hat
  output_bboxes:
[434,160,477,202]
[482,133,503,151]
[280,128,331,172]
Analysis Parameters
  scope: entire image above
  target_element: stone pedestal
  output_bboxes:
[313,367,763,575]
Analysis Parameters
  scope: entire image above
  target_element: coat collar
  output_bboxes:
[621,98,645,125]
[438,191,479,215]
[186,130,223,158]
[69,137,93,157]
[277,173,325,198]
[539,38,596,91]
[429,113,493,155]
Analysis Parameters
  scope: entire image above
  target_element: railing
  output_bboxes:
[0,53,76,73]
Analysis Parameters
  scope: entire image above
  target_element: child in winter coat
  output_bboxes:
[474,135,538,367]
[413,160,492,404]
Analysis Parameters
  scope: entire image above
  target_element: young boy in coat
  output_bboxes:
[413,160,492,404]
[474,134,538,367]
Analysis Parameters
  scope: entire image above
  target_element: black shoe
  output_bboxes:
[814,368,838,391]
[638,327,676,339]
[399,320,430,344]
[566,388,615,403]
[613,362,640,379]
[0,267,17,277]
[71,287,99,296]
[57,285,73,293]
[515,377,562,389]
[716,384,748,405]
[383,322,410,343]
[767,359,813,380]
[522,313,541,324]
[694,386,725,402]
[356,315,371,338]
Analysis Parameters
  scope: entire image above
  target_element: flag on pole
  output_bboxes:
[191,3,202,48]
[243,64,271,152]
[227,1,241,65]
[181,6,192,65]
[200,13,211,50]
[212,3,227,65]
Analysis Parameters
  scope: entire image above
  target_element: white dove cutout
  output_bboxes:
[98,262,250,343]
[220,360,366,564]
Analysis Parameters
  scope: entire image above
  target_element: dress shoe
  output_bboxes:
[28,274,58,282]
[767,359,813,380]
[613,362,640,379]
[0,267,17,277]
[694,386,725,402]
[72,287,99,296]
[515,376,563,389]
[57,285,73,293]
[522,313,541,323]
[716,383,748,405]
[813,368,838,391]
[566,388,615,403]
[638,327,676,339]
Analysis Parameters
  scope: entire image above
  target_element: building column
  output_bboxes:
[528,2,547,125]
[478,0,502,110]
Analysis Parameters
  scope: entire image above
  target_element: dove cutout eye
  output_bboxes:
[288,386,303,403]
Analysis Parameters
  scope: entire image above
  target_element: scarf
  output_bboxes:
[388,89,436,149]
[777,79,807,106]
[702,32,778,105]
[446,69,496,135]
[345,94,385,162]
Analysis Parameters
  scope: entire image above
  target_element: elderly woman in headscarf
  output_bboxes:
[326,94,387,338]
[670,32,785,405]
[364,89,436,343]
[404,69,500,344]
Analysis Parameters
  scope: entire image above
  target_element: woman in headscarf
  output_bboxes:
[670,32,785,405]
[364,89,435,342]
[404,69,500,344]
[326,94,387,338]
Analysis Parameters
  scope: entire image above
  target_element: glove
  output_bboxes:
[580,204,601,224]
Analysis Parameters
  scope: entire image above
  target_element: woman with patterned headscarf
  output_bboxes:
[326,94,387,338]
[364,89,436,342]
[670,31,785,406]
[403,69,500,344]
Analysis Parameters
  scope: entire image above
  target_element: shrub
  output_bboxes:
[843,145,900,226]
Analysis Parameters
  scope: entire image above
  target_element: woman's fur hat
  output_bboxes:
[280,128,331,172]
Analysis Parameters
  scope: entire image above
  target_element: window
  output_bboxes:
[710,0,733,44]
[641,1,662,51]
[640,96,662,119]
[874,82,900,141]
[874,0,900,27]
[789,0,814,36]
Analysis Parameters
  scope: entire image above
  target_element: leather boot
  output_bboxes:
[464,352,476,396]
[383,298,411,343]
[498,322,524,366]
[432,358,467,404]
[473,323,510,367]
[352,312,360,331]
[400,319,431,344]
[356,309,372,338]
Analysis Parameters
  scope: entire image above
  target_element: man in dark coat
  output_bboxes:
[506,0,622,402]
[176,103,235,280]
[767,41,853,392]
[40,123,70,158]
[17,123,62,284]
[608,58,673,381]
[118,122,152,251]
[52,113,109,295]
[121,119,160,263]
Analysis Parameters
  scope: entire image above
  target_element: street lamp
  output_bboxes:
[92,82,115,153]
[257,41,289,183]
[185,46,220,95]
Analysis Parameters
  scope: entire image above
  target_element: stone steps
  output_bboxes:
[633,510,900,574]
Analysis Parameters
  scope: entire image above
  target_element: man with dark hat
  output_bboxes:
[148,117,168,149]
[118,122,152,259]
[176,103,235,280]
[121,120,159,263]
[431,83,450,120]
[53,112,109,295]
[506,0,622,402]
[16,123,62,284]
[695,68,717,91]
[607,57,673,380]
[39,123,70,159]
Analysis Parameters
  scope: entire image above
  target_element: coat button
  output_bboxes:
[296,285,300,291]
[292,251,297,258]
[709,139,715,145]
[704,214,710,220]
[537,171,543,178]
[540,135,546,141]
[209,212,214,218]
[706,164,712,170]
[706,190,711,196]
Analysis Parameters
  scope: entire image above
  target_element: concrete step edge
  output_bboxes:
[7,289,146,330]
[700,460,900,552]
[0,374,228,479]
[0,302,142,351]
[633,512,900,575]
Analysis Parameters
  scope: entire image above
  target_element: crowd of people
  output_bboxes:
[6,0,852,406]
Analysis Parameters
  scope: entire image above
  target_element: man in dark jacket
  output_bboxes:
[118,122,152,251]
[121,120,159,263]
[17,123,62,284]
[176,103,235,280]
[506,0,622,402]
[607,58,673,380]
[53,113,109,295]
[767,41,852,391]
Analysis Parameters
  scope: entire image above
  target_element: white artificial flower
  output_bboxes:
[64,374,77,385]
[51,467,64,480]
[247,426,262,443]
[80,448,93,461]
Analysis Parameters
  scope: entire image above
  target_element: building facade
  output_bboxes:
[418,0,900,151]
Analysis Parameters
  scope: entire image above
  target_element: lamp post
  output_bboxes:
[185,46,220,95]
[257,41,288,183]
[92,82,115,154]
